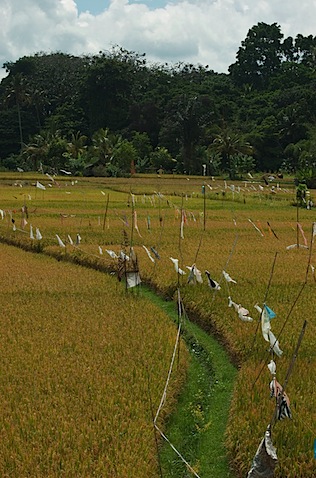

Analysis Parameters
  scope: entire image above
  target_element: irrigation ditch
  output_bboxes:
[0,234,238,478]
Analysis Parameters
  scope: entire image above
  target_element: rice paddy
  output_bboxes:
[0,172,315,477]
[0,241,188,477]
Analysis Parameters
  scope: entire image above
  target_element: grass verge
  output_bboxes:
[140,286,237,478]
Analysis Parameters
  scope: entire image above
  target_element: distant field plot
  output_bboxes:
[0,173,315,477]
[0,242,188,477]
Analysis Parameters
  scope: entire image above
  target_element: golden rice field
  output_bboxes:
[0,241,188,477]
[0,172,315,477]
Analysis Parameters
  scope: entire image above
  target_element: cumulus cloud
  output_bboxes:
[1,0,316,80]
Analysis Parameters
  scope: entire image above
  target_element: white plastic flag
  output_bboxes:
[186,264,203,284]
[134,211,142,237]
[36,228,42,240]
[248,218,264,237]
[187,266,195,284]
[255,303,269,342]
[56,234,66,248]
[205,270,221,290]
[223,270,237,284]
[170,257,186,275]
[286,243,308,250]
[143,245,155,263]
[98,246,103,255]
[193,265,203,284]
[180,212,184,239]
[297,223,308,246]
[267,360,276,375]
[130,247,137,263]
[30,225,34,240]
[106,249,118,259]
[67,235,74,245]
[238,307,253,322]
[126,271,141,289]
[46,173,55,182]
[36,181,46,190]
[268,330,283,357]
[21,217,28,229]
[247,427,277,477]
[228,297,253,322]
[119,251,130,261]
[255,304,276,343]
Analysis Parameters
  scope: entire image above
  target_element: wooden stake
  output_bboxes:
[102,193,110,231]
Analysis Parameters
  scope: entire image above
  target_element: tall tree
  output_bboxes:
[295,34,316,68]
[82,47,147,133]
[4,73,30,151]
[229,22,284,88]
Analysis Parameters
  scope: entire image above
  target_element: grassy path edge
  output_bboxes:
[140,286,237,478]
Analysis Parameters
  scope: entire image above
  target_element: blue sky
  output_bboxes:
[75,0,168,15]
[75,1,106,15]
[1,0,316,80]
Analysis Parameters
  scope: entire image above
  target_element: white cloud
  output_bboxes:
[1,0,316,80]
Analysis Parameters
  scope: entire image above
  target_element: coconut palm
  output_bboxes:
[23,134,49,171]
[5,73,30,151]
[67,131,87,159]
[211,129,253,179]
[92,128,114,164]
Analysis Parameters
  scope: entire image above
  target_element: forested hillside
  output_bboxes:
[1,22,316,182]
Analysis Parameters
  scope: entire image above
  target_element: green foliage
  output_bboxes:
[63,152,87,176]
[143,288,236,478]
[295,182,308,206]
[130,131,152,163]
[229,22,284,88]
[1,27,316,176]
[91,127,114,164]
[209,128,254,179]
[230,153,256,179]
[207,150,222,176]
[150,146,176,172]
[112,140,138,173]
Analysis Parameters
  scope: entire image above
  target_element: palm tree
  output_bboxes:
[5,73,30,151]
[23,133,49,171]
[67,131,87,159]
[92,128,114,164]
[31,88,47,130]
[175,95,204,174]
[211,129,253,179]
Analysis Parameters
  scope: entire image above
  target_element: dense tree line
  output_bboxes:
[1,22,316,182]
